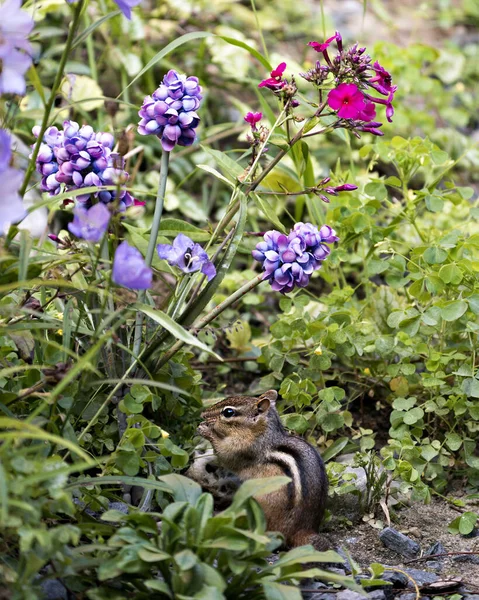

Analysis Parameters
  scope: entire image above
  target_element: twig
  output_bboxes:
[404,551,479,564]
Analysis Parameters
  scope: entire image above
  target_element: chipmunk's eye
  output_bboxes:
[221,407,237,418]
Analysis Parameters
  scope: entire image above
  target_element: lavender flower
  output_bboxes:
[0,0,34,95]
[0,167,26,231]
[138,70,202,152]
[66,0,142,19]
[252,223,338,294]
[32,120,133,210]
[68,203,111,242]
[157,234,216,280]
[0,129,26,231]
[112,241,152,290]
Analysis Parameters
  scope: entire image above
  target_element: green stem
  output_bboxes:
[19,0,85,198]
[132,150,170,365]
[155,273,264,369]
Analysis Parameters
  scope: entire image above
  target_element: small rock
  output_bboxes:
[407,526,423,539]
[326,567,346,576]
[381,570,408,588]
[460,596,479,600]
[368,593,386,600]
[403,568,438,587]
[336,591,364,600]
[425,541,446,556]
[108,501,129,514]
[40,580,68,600]
[401,595,429,600]
[464,528,479,538]
[379,527,420,558]
[425,560,442,571]
[452,554,479,564]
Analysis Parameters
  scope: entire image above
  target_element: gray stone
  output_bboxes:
[461,596,479,600]
[108,501,129,514]
[425,541,446,556]
[424,560,442,571]
[403,569,438,587]
[379,527,420,558]
[368,593,386,600]
[336,592,365,600]
[452,554,479,564]
[401,596,429,600]
[381,570,408,588]
[40,580,68,600]
[334,548,353,574]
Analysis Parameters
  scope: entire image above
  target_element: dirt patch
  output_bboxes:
[331,497,479,589]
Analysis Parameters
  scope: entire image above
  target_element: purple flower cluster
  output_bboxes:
[252,222,338,294]
[302,32,397,132]
[0,0,34,96]
[138,70,202,152]
[33,121,134,210]
[0,129,26,231]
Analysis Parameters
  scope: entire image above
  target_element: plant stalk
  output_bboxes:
[131,150,170,366]
[155,272,264,369]
[19,0,85,197]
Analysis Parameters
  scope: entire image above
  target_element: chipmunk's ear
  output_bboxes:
[257,390,278,413]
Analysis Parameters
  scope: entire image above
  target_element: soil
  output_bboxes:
[331,497,479,590]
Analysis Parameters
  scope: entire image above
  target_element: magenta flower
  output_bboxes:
[327,83,367,119]
[308,35,337,53]
[244,112,262,128]
[369,61,396,96]
[157,234,216,280]
[112,241,152,290]
[67,203,111,242]
[258,62,287,90]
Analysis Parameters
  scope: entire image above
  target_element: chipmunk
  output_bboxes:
[197,390,329,550]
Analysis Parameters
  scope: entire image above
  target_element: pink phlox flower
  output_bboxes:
[308,35,337,53]
[258,62,287,89]
[357,100,376,122]
[244,112,263,127]
[327,83,366,120]
[365,91,395,122]
[369,61,396,96]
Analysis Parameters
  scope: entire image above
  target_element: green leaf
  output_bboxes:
[468,295,479,315]
[322,437,349,462]
[197,164,235,188]
[440,300,467,322]
[439,263,463,285]
[219,35,271,71]
[462,378,479,398]
[273,547,344,568]
[252,193,287,232]
[135,303,221,360]
[228,476,291,510]
[423,247,448,264]
[158,474,202,504]
[445,433,462,451]
[263,582,303,600]
[156,219,211,242]
[459,512,478,535]
[65,475,172,493]
[201,146,243,179]
[403,407,424,425]
[425,195,444,212]
[120,31,213,95]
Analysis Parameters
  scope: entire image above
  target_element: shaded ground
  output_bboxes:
[332,497,479,590]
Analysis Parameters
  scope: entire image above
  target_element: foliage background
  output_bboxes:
[1,0,479,597]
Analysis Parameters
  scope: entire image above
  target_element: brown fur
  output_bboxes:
[197,390,329,549]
